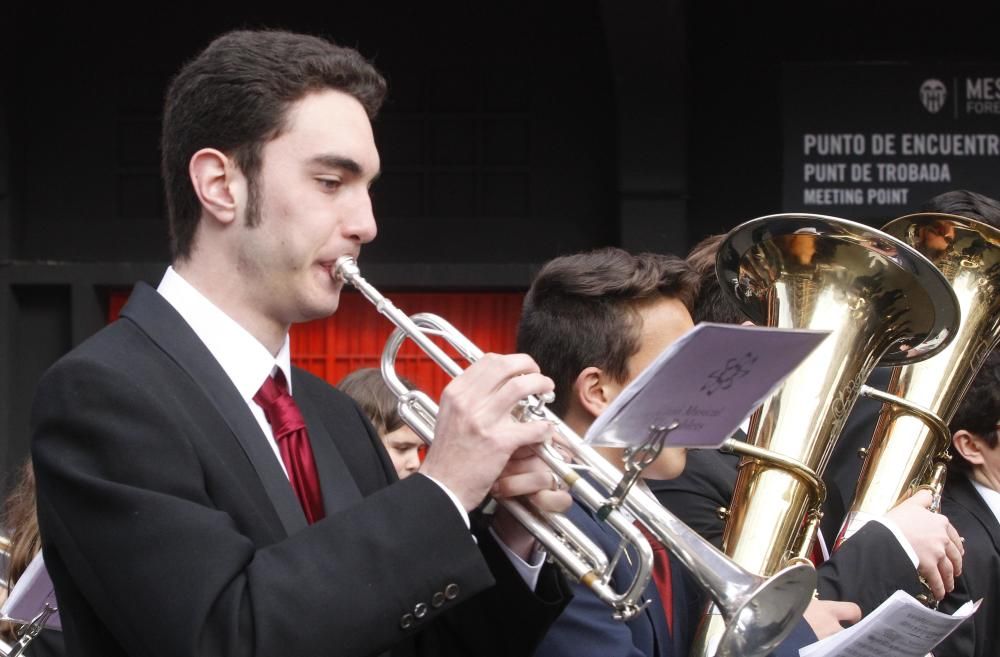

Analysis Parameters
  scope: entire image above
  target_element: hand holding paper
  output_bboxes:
[798,590,979,657]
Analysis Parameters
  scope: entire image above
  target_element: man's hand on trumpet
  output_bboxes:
[420,353,572,559]
[489,444,574,560]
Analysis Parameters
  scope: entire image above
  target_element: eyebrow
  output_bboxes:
[309,154,381,182]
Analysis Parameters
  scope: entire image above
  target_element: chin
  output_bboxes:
[296,291,342,322]
[647,448,688,480]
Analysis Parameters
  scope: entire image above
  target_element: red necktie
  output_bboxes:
[809,535,827,566]
[635,522,673,636]
[254,371,326,524]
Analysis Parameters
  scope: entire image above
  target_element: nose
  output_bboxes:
[405,452,421,473]
[347,190,377,244]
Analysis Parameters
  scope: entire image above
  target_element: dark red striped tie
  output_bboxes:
[254,370,326,524]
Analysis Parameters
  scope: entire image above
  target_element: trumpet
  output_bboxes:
[336,256,817,657]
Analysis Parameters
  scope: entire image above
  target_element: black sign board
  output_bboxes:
[783,63,1000,223]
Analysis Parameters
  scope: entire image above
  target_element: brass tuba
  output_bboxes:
[691,214,960,657]
[839,214,1000,548]
[336,256,818,657]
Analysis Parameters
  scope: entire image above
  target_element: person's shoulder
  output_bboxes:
[40,318,149,385]
[942,477,993,528]
[291,367,375,425]
[291,367,352,403]
[648,447,737,494]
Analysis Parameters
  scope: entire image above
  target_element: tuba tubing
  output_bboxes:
[691,214,961,657]
[336,256,817,657]
[839,213,1000,549]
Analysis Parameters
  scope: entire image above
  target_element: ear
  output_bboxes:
[571,366,620,421]
[952,429,986,466]
[189,148,242,225]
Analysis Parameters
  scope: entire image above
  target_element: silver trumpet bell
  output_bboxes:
[335,256,817,657]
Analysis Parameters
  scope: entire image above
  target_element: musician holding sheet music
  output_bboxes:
[517,247,856,657]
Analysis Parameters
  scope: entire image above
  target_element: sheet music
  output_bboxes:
[585,322,829,448]
[798,590,979,657]
[1,552,60,630]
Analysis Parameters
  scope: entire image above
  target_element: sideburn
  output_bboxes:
[244,172,262,228]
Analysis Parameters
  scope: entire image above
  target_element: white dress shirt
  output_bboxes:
[157,266,293,474]
[972,479,1000,523]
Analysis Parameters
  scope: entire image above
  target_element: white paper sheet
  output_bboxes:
[585,322,829,448]
[798,590,978,657]
[1,552,60,630]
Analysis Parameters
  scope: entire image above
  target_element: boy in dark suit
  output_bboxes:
[935,349,1000,657]
[517,247,858,657]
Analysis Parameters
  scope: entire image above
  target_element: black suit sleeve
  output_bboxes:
[816,521,921,615]
[299,369,572,657]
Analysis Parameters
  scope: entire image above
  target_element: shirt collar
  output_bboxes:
[156,266,293,401]
[971,479,1000,523]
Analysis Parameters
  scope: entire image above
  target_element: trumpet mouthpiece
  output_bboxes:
[334,255,359,282]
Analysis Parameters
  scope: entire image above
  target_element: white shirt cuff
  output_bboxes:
[421,473,470,530]
[871,516,920,569]
[419,474,544,589]
[488,526,545,591]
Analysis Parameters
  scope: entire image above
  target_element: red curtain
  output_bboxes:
[108,289,524,400]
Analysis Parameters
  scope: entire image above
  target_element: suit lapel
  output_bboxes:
[293,379,363,515]
[951,475,1000,553]
[120,283,308,536]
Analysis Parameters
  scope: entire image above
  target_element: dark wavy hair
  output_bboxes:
[517,247,698,416]
[162,29,387,260]
[684,233,749,325]
[921,189,1000,228]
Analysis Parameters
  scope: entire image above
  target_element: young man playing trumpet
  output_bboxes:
[517,247,858,657]
[30,28,571,657]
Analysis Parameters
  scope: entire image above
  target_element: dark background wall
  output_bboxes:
[3,0,1000,488]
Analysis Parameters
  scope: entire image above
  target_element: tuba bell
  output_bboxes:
[690,214,961,657]
[839,213,1000,553]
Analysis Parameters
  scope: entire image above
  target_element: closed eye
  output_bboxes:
[316,177,342,192]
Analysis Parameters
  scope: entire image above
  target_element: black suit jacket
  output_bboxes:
[934,474,1000,657]
[31,283,567,657]
[648,434,922,616]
